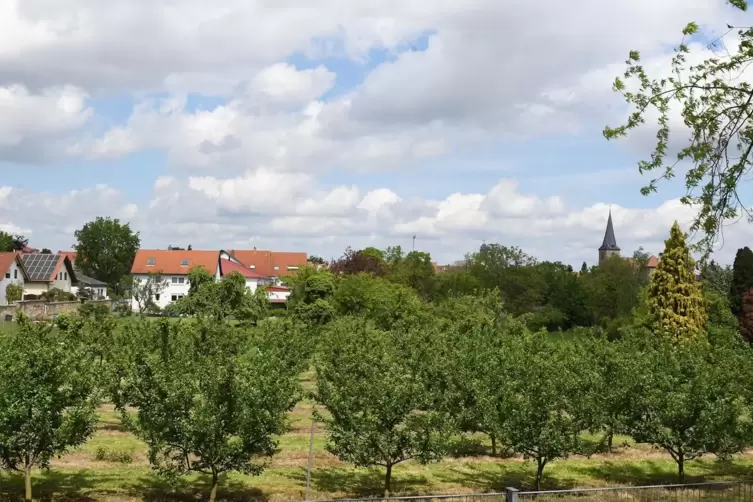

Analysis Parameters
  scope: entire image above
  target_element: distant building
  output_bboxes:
[598,209,621,266]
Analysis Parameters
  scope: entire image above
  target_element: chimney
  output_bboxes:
[253,246,256,251]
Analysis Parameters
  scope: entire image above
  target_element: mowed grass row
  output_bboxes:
[2,320,753,500]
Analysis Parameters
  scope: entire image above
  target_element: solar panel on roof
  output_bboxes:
[22,254,61,281]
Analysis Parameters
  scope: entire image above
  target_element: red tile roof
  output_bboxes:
[130,250,220,275]
[58,251,78,263]
[647,255,659,268]
[0,252,23,278]
[220,258,268,279]
[226,249,307,277]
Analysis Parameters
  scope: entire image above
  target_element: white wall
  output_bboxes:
[23,282,49,297]
[0,260,23,305]
[267,288,291,302]
[51,266,72,292]
[130,273,192,311]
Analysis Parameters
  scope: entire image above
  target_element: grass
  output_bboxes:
[1,321,753,500]
[0,403,747,502]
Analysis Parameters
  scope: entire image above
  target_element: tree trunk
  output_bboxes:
[24,465,32,502]
[535,457,546,491]
[678,452,685,484]
[209,472,219,502]
[384,463,392,497]
[604,430,613,454]
[490,434,497,456]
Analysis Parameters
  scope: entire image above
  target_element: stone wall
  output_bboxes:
[0,299,113,320]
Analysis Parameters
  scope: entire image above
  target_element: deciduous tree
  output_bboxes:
[74,216,140,294]
[0,316,98,501]
[623,332,748,482]
[0,232,12,252]
[315,317,450,496]
[604,1,752,255]
[118,319,301,502]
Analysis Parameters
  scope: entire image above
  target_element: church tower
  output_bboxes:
[598,208,620,265]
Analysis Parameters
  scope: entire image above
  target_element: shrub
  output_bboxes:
[93,446,133,464]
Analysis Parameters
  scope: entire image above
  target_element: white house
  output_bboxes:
[0,252,26,305]
[130,249,221,310]
[21,253,75,298]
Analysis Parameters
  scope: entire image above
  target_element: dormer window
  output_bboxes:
[147,258,156,266]
[180,259,190,267]
[249,265,256,269]
[287,266,299,271]
[273,266,280,271]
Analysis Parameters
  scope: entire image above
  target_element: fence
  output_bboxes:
[306,482,753,502]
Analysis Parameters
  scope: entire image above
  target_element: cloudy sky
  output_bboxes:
[1,0,750,266]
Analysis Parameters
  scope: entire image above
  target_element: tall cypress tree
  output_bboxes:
[729,247,753,317]
[647,222,706,342]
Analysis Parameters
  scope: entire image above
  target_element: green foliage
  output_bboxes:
[622,332,749,481]
[315,316,450,495]
[187,265,214,295]
[730,247,753,317]
[4,282,22,303]
[702,260,733,298]
[583,254,641,326]
[40,288,77,303]
[94,446,133,464]
[0,316,98,500]
[171,271,267,324]
[331,274,427,331]
[647,222,706,341]
[495,331,586,490]
[117,319,300,502]
[74,216,140,294]
[0,231,12,252]
[604,4,753,255]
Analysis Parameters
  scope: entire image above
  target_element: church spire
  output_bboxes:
[599,208,620,251]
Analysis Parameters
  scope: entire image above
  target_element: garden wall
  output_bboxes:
[0,300,113,320]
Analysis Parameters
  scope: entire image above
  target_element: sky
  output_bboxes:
[0,0,751,267]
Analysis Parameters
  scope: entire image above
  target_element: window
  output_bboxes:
[4,272,9,279]
[13,270,17,279]
[287,266,299,271]
[64,272,68,280]
[171,277,178,284]
[147,258,156,266]
[171,295,177,302]
[273,266,280,271]
[180,259,190,267]
[178,277,185,284]
[249,264,256,269]
[154,294,161,301]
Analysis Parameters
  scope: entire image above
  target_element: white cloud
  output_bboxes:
[4,173,746,267]
[0,84,92,161]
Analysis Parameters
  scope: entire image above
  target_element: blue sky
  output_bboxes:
[0,0,749,266]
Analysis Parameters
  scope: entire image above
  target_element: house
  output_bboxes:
[20,253,76,297]
[219,255,271,293]
[222,248,307,281]
[130,249,221,310]
[0,252,27,305]
[72,272,108,300]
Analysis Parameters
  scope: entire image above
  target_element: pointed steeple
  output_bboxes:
[599,208,620,251]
